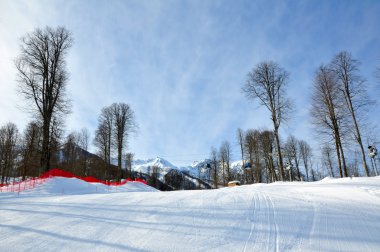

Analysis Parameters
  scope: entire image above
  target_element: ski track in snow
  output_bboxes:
[1,177,380,251]
[242,191,257,252]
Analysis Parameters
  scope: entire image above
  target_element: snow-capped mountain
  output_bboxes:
[133,157,176,172]
[132,157,178,180]
[131,157,245,179]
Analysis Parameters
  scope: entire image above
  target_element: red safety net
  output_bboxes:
[0,168,147,193]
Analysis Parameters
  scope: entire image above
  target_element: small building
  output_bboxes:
[227,181,240,187]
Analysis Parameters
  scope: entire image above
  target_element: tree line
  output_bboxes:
[205,52,379,187]
[0,27,137,184]
[1,26,379,186]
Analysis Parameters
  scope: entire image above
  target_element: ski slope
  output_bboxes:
[1,177,380,251]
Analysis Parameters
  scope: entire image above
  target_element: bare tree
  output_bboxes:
[150,165,161,189]
[260,130,277,182]
[62,132,79,174]
[15,26,73,172]
[94,122,110,181]
[210,147,219,189]
[48,116,64,169]
[321,144,335,177]
[111,103,137,181]
[309,158,317,181]
[244,130,255,183]
[347,150,360,177]
[237,128,245,170]
[299,140,312,181]
[219,141,232,184]
[78,128,90,176]
[20,121,42,180]
[0,128,5,184]
[330,51,371,176]
[224,141,232,182]
[96,107,114,181]
[0,123,19,184]
[245,130,262,183]
[243,61,292,181]
[284,135,301,180]
[311,65,348,177]
[125,152,134,179]
[218,146,226,186]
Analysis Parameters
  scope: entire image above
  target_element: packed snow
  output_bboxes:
[1,176,380,251]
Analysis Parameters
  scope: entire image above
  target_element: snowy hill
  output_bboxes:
[1,176,380,251]
[19,177,158,195]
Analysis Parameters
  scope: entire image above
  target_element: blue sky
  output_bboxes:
[0,0,379,166]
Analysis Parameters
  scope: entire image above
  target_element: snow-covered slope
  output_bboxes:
[1,176,380,251]
[17,177,157,195]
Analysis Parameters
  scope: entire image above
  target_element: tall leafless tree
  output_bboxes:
[311,65,348,177]
[77,128,90,176]
[259,130,277,182]
[284,135,301,180]
[62,132,79,174]
[245,130,262,183]
[94,122,111,181]
[210,147,219,189]
[243,61,292,181]
[330,51,371,176]
[125,152,134,179]
[15,26,73,172]
[96,106,114,181]
[244,130,255,183]
[237,128,245,169]
[150,165,161,189]
[299,140,312,181]
[218,145,226,186]
[20,121,42,180]
[321,144,335,177]
[219,141,232,184]
[0,123,19,184]
[111,103,136,181]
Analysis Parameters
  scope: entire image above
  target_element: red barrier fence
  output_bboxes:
[0,177,48,193]
[0,168,147,193]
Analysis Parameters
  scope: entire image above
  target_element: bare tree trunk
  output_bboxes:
[237,128,245,171]
[294,156,300,180]
[273,128,284,180]
[41,120,51,172]
[346,94,369,176]
[331,51,370,176]
[323,145,335,177]
[337,135,348,177]
[334,136,343,178]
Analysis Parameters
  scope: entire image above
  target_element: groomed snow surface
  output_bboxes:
[1,176,380,251]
